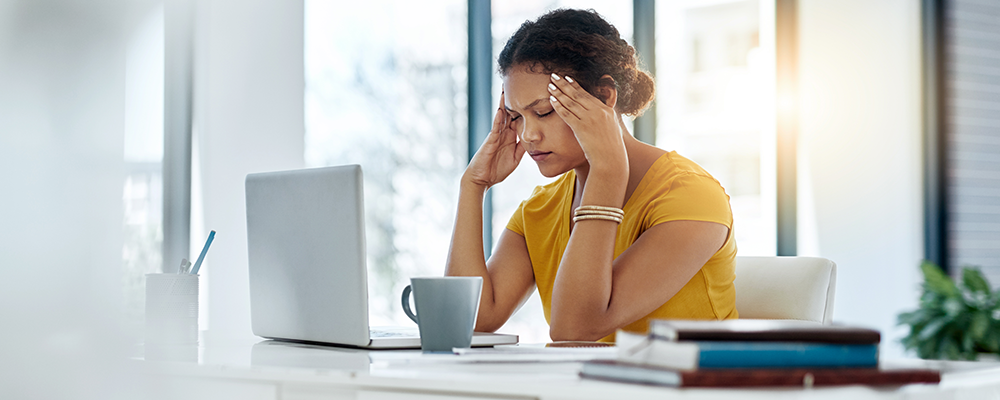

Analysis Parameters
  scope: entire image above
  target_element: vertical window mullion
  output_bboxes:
[776,0,798,256]
[922,0,947,271]
[633,0,656,145]
[469,0,493,257]
[163,0,195,273]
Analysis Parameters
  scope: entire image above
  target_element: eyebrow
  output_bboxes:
[505,98,548,112]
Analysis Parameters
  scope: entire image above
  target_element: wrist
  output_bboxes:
[587,159,629,182]
[460,174,491,193]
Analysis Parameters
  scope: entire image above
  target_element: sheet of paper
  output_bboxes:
[368,346,617,364]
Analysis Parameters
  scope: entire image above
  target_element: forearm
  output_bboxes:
[445,178,500,326]
[549,167,628,340]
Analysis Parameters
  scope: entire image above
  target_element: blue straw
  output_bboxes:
[190,230,215,275]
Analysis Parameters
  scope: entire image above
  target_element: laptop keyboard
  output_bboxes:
[370,328,418,338]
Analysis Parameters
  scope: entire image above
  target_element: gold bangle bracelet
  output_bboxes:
[573,214,622,223]
[576,205,625,215]
[574,209,625,218]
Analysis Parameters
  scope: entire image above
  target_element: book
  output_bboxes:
[616,331,878,370]
[649,319,881,344]
[579,359,942,388]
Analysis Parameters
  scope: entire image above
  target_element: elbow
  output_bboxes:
[474,317,502,333]
[548,321,607,342]
[473,305,508,333]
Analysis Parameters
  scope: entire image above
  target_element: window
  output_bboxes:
[304,0,778,341]
[305,0,468,327]
[943,0,1000,284]
[655,0,777,256]
[123,3,165,334]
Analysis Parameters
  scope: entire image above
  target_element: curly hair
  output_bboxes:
[497,8,655,117]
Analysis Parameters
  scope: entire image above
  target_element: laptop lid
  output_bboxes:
[246,165,371,347]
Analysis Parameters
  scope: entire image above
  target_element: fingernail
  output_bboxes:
[551,73,560,81]
[548,83,556,91]
[549,95,557,102]
[565,76,574,83]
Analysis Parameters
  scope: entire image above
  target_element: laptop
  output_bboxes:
[245,165,518,349]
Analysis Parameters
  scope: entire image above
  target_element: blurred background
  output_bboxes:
[2,0,998,397]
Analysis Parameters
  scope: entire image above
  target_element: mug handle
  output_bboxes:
[401,285,418,324]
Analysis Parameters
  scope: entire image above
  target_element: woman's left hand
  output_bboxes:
[547,73,628,173]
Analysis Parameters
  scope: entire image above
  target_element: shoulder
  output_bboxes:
[636,152,733,227]
[651,152,720,185]
[634,152,728,198]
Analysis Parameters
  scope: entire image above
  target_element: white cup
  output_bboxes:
[145,273,199,345]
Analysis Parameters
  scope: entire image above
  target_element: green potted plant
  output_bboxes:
[898,261,1000,360]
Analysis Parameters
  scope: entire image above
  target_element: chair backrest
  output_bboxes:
[733,256,837,324]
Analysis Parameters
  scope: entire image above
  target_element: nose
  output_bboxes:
[520,120,542,144]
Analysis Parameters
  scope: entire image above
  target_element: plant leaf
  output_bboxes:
[898,309,933,326]
[969,311,989,341]
[918,316,950,342]
[921,261,958,298]
[940,335,961,360]
[982,322,1000,353]
[943,298,963,317]
[962,267,992,295]
[962,333,975,355]
[918,337,938,359]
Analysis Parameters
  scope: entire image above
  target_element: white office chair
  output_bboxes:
[733,256,837,324]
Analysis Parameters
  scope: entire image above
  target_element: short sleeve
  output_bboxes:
[646,173,732,228]
[505,200,527,236]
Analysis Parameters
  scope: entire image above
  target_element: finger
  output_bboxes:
[498,118,519,146]
[501,128,523,158]
[562,74,604,109]
[513,141,526,163]
[549,73,593,111]
[549,94,581,121]
[548,84,587,121]
[490,98,507,136]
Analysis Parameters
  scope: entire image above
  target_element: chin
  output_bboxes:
[536,163,569,178]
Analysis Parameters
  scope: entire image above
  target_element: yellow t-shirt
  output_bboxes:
[506,151,738,342]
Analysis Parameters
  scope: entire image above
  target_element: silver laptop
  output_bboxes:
[245,165,518,349]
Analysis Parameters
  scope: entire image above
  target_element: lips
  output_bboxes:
[529,151,552,161]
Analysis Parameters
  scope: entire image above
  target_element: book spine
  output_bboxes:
[580,361,942,388]
[678,368,941,387]
[696,342,878,368]
[647,321,882,344]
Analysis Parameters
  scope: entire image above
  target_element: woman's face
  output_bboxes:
[503,65,588,178]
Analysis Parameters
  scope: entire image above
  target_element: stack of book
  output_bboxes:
[580,319,941,388]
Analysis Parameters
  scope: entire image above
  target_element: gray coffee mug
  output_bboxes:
[401,276,483,353]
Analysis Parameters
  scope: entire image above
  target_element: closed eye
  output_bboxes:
[537,110,554,118]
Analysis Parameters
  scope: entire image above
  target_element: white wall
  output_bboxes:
[0,0,146,397]
[193,0,305,342]
[797,0,923,357]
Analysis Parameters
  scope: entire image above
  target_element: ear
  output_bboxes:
[595,74,618,109]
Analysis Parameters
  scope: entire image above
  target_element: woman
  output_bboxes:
[446,9,737,343]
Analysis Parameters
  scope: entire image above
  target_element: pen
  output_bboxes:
[190,230,215,275]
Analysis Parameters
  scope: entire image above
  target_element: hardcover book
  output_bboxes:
[616,331,878,370]
[580,360,941,388]
[649,319,881,344]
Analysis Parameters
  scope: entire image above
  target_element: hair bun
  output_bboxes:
[621,68,655,117]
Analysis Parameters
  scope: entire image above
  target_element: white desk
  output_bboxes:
[140,338,1000,400]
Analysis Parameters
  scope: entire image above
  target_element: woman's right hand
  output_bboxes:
[463,92,526,190]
